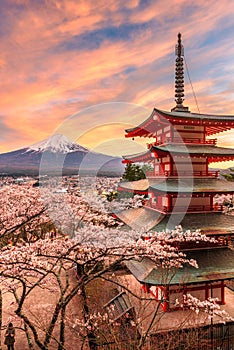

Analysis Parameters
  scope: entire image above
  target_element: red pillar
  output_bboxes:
[163,286,169,312]
[205,282,209,300]
[168,194,172,212]
[169,155,173,176]
[210,195,213,210]
[221,281,225,304]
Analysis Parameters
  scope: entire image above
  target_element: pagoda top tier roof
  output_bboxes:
[125,108,234,138]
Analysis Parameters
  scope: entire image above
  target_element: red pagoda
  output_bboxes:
[120,33,234,311]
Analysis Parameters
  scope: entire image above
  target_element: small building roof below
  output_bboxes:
[125,247,234,285]
[152,211,234,233]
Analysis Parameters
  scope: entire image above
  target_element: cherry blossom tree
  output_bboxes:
[0,222,225,349]
[0,184,50,245]
[0,178,231,349]
[0,177,138,244]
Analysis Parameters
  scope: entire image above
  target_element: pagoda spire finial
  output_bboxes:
[171,33,189,112]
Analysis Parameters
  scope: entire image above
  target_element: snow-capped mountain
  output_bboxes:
[0,134,124,176]
[28,134,89,154]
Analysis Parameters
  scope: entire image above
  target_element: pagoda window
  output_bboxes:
[164,125,171,132]
[162,156,170,163]
[164,164,170,171]
[162,196,168,207]
[154,164,159,175]
[209,283,223,304]
[156,196,163,207]
[210,195,214,210]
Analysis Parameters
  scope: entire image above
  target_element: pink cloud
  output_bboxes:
[1,0,234,155]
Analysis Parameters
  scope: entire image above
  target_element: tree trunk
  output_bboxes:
[58,306,65,350]
[0,289,2,350]
[77,264,98,350]
[24,322,35,350]
[80,284,98,350]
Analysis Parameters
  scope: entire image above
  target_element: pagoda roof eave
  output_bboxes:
[122,149,153,163]
[151,144,234,160]
[149,179,234,193]
[125,109,169,138]
[162,106,234,136]
[125,247,234,285]
[153,212,234,233]
[158,107,234,122]
[117,179,234,195]
[125,108,234,138]
[118,179,149,192]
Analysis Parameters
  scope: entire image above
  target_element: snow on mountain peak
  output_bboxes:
[28,134,89,153]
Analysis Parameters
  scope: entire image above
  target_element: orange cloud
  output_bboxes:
[1,0,234,158]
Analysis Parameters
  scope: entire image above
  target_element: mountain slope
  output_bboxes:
[28,134,89,153]
[0,134,124,176]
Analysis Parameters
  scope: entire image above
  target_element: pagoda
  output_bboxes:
[120,33,234,311]
[120,33,234,233]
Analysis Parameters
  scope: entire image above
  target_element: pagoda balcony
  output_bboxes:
[145,203,224,213]
[168,138,217,145]
[170,239,229,250]
[145,170,219,178]
[146,138,217,149]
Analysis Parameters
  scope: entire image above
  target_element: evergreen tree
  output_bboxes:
[222,168,234,181]
[122,163,146,181]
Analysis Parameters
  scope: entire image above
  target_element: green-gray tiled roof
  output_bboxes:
[126,248,234,285]
[152,144,234,156]
[150,178,234,193]
[152,212,234,233]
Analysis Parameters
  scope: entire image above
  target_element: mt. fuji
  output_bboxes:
[28,134,89,154]
[0,134,124,176]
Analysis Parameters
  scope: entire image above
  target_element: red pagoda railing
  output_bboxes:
[144,202,224,213]
[147,138,217,149]
[168,205,224,213]
[145,170,219,178]
[171,137,217,145]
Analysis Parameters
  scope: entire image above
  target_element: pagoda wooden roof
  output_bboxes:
[150,178,234,194]
[118,179,150,192]
[151,144,234,162]
[123,144,234,163]
[152,212,234,233]
[122,149,153,163]
[125,108,234,138]
[118,178,234,194]
[125,247,234,285]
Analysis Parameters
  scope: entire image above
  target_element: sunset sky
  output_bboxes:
[2,0,234,167]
